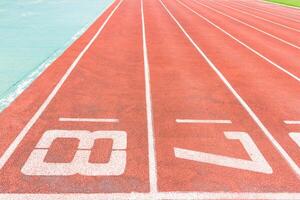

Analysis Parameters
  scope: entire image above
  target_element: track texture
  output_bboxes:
[0,0,299,199]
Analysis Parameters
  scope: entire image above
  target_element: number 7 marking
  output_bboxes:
[174,131,273,174]
[289,132,300,148]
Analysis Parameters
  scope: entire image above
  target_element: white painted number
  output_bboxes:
[174,131,272,174]
[21,130,127,176]
[289,132,300,148]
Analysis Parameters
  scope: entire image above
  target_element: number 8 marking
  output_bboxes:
[21,130,127,176]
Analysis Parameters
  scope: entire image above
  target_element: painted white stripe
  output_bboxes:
[160,0,300,178]
[234,1,300,23]
[214,1,300,33]
[59,118,119,123]
[141,0,158,193]
[0,0,123,170]
[2,192,300,200]
[284,120,300,125]
[176,119,232,124]
[194,0,300,48]
[261,1,300,11]
[176,0,300,83]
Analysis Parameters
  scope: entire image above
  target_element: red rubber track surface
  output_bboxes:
[236,0,300,20]
[0,0,300,199]
[147,0,300,191]
[217,1,300,31]
[167,0,300,174]
[0,0,149,193]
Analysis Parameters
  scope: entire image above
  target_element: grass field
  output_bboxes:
[265,0,300,7]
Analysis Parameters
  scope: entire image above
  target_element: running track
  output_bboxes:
[0,0,300,199]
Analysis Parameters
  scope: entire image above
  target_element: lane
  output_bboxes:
[197,0,300,56]
[0,0,300,196]
[144,0,300,192]
[228,1,300,26]
[0,0,150,193]
[217,1,300,32]
[218,1,300,32]
[196,0,300,46]
[240,0,300,19]
[160,0,300,185]
[178,0,300,82]
[220,0,300,33]
[0,0,120,159]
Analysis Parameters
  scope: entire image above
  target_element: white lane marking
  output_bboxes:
[289,132,300,148]
[175,132,273,174]
[284,120,300,125]
[234,1,300,23]
[260,0,300,11]
[0,0,123,170]
[194,0,300,49]
[141,0,158,193]
[176,0,300,83]
[176,119,232,123]
[3,192,300,200]
[220,1,300,31]
[59,118,119,123]
[160,0,300,178]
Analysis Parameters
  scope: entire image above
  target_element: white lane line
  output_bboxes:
[3,192,300,200]
[260,0,300,11]
[0,0,123,170]
[284,120,300,125]
[176,0,300,83]
[176,119,232,124]
[160,0,300,178]
[141,0,158,193]
[194,0,300,49]
[216,1,300,33]
[59,118,119,123]
[232,1,300,24]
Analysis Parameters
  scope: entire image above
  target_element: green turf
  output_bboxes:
[265,0,300,7]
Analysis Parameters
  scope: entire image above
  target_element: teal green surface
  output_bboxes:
[0,0,113,111]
